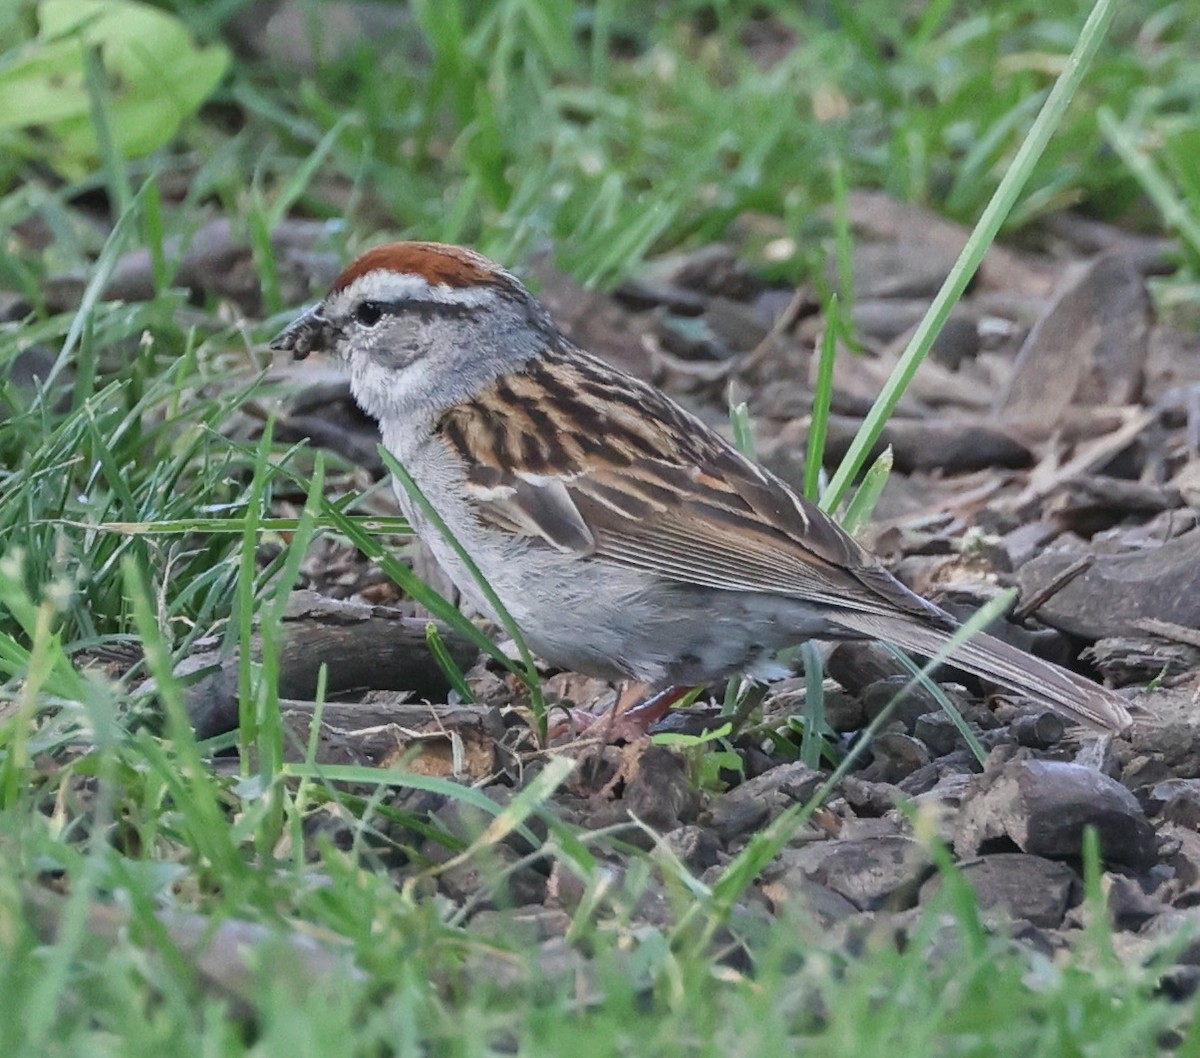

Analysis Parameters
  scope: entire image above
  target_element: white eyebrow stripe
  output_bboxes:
[338,270,496,307]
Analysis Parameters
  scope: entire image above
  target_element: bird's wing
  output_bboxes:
[433,343,945,625]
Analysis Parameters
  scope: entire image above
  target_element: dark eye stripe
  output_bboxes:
[352,298,481,325]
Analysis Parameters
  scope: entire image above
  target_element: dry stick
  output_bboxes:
[738,286,810,376]
[179,600,478,739]
[1137,619,1200,651]
[1013,555,1096,620]
[1015,407,1156,508]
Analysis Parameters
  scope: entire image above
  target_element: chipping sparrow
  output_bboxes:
[271,242,1134,733]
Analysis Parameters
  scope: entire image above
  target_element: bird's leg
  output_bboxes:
[545,681,660,741]
[611,680,653,715]
[547,682,696,744]
[607,683,696,740]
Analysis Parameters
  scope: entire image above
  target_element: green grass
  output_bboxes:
[1,0,1199,1052]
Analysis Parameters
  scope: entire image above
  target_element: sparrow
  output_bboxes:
[270,241,1134,734]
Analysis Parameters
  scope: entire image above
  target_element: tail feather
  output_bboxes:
[830,610,1133,733]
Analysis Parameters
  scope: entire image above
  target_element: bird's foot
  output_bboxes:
[545,683,696,743]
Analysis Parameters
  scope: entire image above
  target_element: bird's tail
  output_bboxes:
[829,610,1133,733]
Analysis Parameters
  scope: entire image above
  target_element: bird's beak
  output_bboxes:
[269,304,335,361]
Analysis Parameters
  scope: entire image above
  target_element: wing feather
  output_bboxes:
[436,342,939,623]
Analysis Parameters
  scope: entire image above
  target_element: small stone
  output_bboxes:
[841,240,958,300]
[834,816,904,841]
[1137,777,1200,825]
[1087,636,1200,684]
[911,773,975,845]
[706,762,823,845]
[914,711,962,756]
[424,800,490,852]
[655,314,732,361]
[1009,920,1070,960]
[861,677,944,731]
[851,298,929,345]
[822,688,867,732]
[438,844,548,908]
[660,825,722,871]
[840,776,901,817]
[1129,723,1200,770]
[1073,735,1122,778]
[759,873,861,928]
[1160,965,1200,1002]
[1010,710,1067,749]
[546,860,592,913]
[825,417,1031,476]
[621,745,699,833]
[615,277,707,314]
[638,243,757,299]
[739,745,778,781]
[921,853,1077,929]
[935,748,987,778]
[632,880,677,929]
[896,762,942,797]
[862,732,932,783]
[806,835,935,911]
[1015,529,1200,641]
[430,785,543,855]
[705,296,771,352]
[928,313,981,369]
[1104,873,1166,931]
[708,796,770,845]
[1140,908,1200,966]
[1121,755,1172,791]
[1161,823,1200,905]
[1147,779,1200,828]
[826,642,908,697]
[460,936,603,1004]
[954,758,1157,870]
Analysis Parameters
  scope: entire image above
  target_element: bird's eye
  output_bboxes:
[355,301,384,327]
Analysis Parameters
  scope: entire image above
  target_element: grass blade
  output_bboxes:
[821,0,1120,513]
[839,446,893,535]
[426,623,475,703]
[805,295,839,501]
[1098,107,1200,260]
[799,640,827,769]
